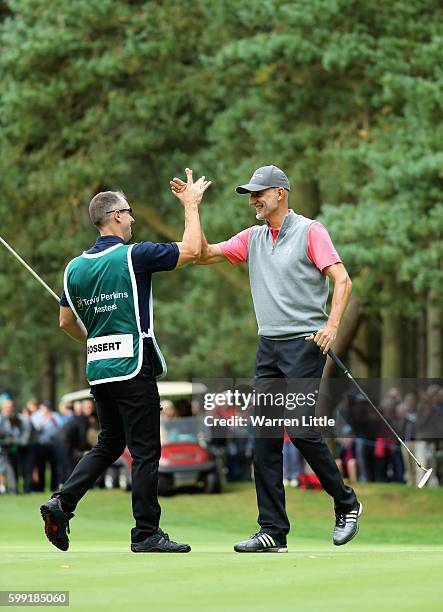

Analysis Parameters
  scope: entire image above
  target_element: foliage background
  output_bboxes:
[0,0,442,403]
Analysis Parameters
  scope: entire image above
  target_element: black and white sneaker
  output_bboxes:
[333,501,363,546]
[234,532,288,553]
[131,528,191,553]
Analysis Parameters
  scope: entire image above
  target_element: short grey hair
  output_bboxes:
[89,191,127,228]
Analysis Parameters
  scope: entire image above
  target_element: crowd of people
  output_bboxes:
[0,383,442,494]
[280,384,443,488]
[332,385,443,488]
[0,396,99,494]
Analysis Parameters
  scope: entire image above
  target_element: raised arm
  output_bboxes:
[172,168,211,268]
[170,172,225,266]
[197,230,227,265]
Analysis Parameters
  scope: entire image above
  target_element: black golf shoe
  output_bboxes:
[131,528,191,553]
[333,501,363,546]
[40,497,74,551]
[234,532,288,553]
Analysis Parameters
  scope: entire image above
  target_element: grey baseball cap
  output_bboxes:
[236,165,291,194]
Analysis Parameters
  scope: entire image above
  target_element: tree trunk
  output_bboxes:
[292,180,321,218]
[427,291,442,378]
[349,317,370,378]
[322,296,362,379]
[417,310,427,379]
[77,353,87,389]
[403,317,418,378]
[381,309,402,378]
[319,298,363,419]
[62,352,86,394]
[38,352,57,406]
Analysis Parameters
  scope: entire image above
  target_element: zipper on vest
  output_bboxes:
[271,233,278,252]
[271,227,280,252]
[271,214,290,251]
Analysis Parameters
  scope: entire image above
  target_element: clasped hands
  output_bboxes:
[170,168,211,206]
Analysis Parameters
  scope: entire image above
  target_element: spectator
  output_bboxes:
[191,399,203,416]
[57,399,91,477]
[0,399,17,493]
[415,386,441,487]
[335,438,357,484]
[22,398,39,418]
[20,398,40,492]
[160,400,176,443]
[225,406,254,482]
[82,400,100,449]
[58,401,75,426]
[397,393,417,486]
[347,393,379,482]
[374,398,404,483]
[0,399,33,493]
[174,399,192,418]
[283,431,302,487]
[31,401,63,491]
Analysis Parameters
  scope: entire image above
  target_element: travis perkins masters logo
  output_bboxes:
[78,291,129,313]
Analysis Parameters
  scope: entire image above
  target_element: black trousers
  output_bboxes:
[34,443,60,492]
[55,340,161,543]
[253,336,357,542]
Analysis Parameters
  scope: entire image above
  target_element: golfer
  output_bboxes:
[171,165,362,552]
[40,169,211,553]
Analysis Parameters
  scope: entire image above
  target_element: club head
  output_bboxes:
[417,468,433,489]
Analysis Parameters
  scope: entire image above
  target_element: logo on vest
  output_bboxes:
[78,291,129,313]
[87,334,134,362]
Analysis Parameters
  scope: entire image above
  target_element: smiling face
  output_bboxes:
[249,187,287,222]
[249,188,278,221]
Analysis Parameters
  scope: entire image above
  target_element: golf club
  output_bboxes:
[0,235,60,303]
[0,234,87,335]
[327,347,433,489]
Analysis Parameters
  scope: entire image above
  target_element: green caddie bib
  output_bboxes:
[64,243,167,385]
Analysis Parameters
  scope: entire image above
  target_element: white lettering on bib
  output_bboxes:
[87,334,134,362]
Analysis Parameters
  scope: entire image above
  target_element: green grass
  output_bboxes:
[1,483,443,611]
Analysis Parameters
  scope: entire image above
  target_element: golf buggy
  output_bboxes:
[60,381,223,495]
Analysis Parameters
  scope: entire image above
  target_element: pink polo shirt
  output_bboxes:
[218,220,341,272]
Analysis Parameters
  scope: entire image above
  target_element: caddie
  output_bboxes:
[40,169,211,553]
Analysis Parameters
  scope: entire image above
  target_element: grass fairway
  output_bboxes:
[1,483,442,611]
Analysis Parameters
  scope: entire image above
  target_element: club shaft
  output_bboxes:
[0,235,60,303]
[328,348,426,471]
